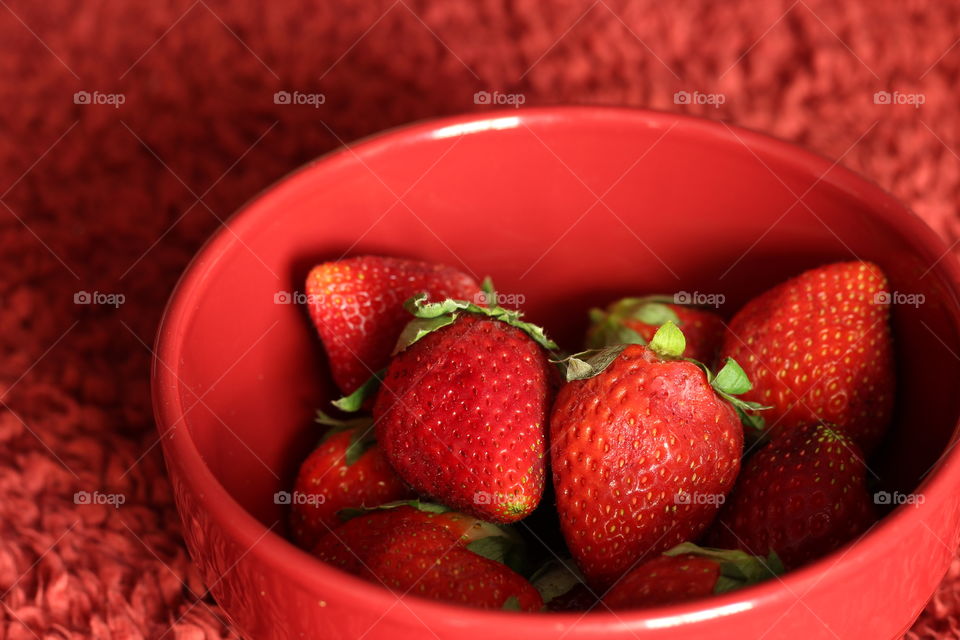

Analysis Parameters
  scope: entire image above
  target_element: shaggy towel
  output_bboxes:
[0,0,958,638]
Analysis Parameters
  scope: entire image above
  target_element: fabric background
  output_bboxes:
[1,1,958,637]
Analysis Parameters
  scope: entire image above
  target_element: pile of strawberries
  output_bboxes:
[286,256,894,612]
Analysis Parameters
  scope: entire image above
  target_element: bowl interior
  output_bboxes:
[170,109,960,562]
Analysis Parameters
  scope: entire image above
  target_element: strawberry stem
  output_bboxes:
[331,369,384,413]
[648,321,686,358]
[393,278,558,353]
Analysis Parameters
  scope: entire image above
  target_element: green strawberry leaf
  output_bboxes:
[394,281,558,353]
[648,321,686,358]
[663,542,783,594]
[529,559,586,604]
[402,292,470,319]
[587,296,682,350]
[344,427,376,466]
[337,499,450,522]
[553,345,628,382]
[331,369,384,413]
[585,309,647,349]
[502,596,521,611]
[681,351,770,431]
[392,313,459,354]
[316,411,376,465]
[731,403,768,431]
[372,499,450,514]
[710,382,770,432]
[624,299,681,326]
[713,575,743,594]
[712,358,752,395]
[315,410,373,436]
[466,535,528,576]
[588,308,607,325]
[479,276,497,305]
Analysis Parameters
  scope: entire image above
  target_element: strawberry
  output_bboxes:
[288,413,414,549]
[719,261,894,452]
[305,256,480,394]
[708,422,875,569]
[587,296,724,363]
[550,323,754,589]
[312,503,543,611]
[602,543,782,609]
[371,283,556,523]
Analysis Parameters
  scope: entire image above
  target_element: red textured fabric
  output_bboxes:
[0,0,958,637]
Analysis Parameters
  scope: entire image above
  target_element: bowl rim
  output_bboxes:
[153,105,960,634]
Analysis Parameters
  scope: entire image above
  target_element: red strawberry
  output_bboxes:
[587,296,724,363]
[288,413,414,549]
[312,504,543,611]
[602,543,782,609]
[306,256,480,394]
[719,261,894,452]
[550,324,749,589]
[708,422,875,569]
[373,287,555,523]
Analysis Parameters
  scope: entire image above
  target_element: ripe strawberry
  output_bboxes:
[305,256,480,394]
[602,543,782,609]
[587,296,724,363]
[550,323,753,589]
[373,285,556,523]
[708,423,875,569]
[312,503,543,611]
[719,261,894,452]
[289,413,414,549]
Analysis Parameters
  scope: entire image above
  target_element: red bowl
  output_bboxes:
[153,107,960,640]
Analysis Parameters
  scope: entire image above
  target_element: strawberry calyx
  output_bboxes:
[648,319,686,357]
[529,559,589,606]
[553,345,630,381]
[330,369,384,413]
[315,410,375,466]
[662,542,783,594]
[337,499,530,575]
[697,358,769,431]
[557,322,769,430]
[465,534,530,577]
[587,296,680,348]
[337,498,450,521]
[393,277,558,354]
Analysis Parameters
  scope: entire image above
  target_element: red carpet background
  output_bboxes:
[1,0,959,638]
